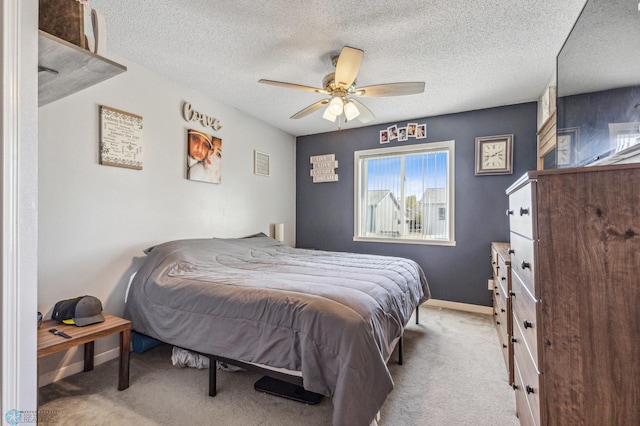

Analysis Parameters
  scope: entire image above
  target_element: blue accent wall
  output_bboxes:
[296,102,537,306]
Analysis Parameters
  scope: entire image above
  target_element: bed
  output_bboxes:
[124,233,430,426]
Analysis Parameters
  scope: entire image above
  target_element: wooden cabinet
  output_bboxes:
[506,164,640,425]
[491,242,513,385]
[38,30,126,106]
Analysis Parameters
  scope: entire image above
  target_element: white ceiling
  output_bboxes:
[88,0,587,136]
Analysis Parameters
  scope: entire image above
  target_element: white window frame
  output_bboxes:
[353,140,455,246]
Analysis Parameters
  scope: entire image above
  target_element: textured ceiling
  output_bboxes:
[88,0,587,136]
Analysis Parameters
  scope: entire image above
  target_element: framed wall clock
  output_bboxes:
[556,127,579,167]
[475,134,514,175]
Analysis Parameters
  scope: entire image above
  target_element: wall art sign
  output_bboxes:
[254,150,270,176]
[187,129,222,184]
[310,154,339,183]
[99,105,143,170]
[182,101,222,131]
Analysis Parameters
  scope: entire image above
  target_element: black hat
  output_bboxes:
[52,296,105,327]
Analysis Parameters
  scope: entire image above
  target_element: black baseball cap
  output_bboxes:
[52,296,105,327]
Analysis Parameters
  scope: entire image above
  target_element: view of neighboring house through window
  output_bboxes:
[354,140,455,245]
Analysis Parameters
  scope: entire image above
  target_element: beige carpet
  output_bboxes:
[38,306,519,425]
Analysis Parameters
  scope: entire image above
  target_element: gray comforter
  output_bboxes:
[124,234,430,426]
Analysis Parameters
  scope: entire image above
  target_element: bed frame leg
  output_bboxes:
[208,355,217,397]
[415,306,419,325]
[398,335,403,365]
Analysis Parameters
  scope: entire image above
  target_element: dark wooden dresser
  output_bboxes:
[491,241,513,385]
[505,163,640,425]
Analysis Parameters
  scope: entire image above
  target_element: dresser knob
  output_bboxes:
[510,291,516,297]
[502,344,507,349]
[506,209,514,216]
[495,291,500,296]
[511,337,517,344]
[519,207,529,216]
[501,276,506,281]
[526,385,535,395]
[512,383,518,390]
[521,261,531,270]
[496,321,501,325]
[501,308,506,313]
[523,320,533,329]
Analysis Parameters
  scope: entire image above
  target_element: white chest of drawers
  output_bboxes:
[506,164,640,426]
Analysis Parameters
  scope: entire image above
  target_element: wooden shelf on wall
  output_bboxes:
[537,111,556,170]
[38,30,127,107]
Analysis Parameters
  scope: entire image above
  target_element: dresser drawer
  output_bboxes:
[497,321,512,381]
[513,319,541,426]
[513,357,537,426]
[507,181,536,239]
[497,255,510,295]
[511,274,539,369]
[493,291,508,331]
[509,232,536,297]
[491,246,500,277]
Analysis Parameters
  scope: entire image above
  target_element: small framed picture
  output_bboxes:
[380,129,389,144]
[387,125,398,140]
[254,150,270,176]
[407,123,417,137]
[416,124,427,139]
[398,127,408,142]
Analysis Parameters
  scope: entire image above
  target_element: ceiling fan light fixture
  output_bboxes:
[343,100,360,121]
[322,107,338,122]
[328,96,344,115]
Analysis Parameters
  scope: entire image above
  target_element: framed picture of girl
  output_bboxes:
[187,129,222,184]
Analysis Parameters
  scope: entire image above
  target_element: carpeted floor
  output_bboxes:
[38,306,519,425]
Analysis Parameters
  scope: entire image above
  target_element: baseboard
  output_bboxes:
[424,298,492,315]
[38,347,120,387]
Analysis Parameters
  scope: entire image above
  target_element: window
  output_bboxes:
[354,140,455,245]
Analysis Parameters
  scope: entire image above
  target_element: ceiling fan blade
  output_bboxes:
[259,79,328,94]
[349,99,375,123]
[290,99,330,119]
[355,82,425,97]
[334,46,364,88]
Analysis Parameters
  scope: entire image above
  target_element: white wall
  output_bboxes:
[37,56,296,381]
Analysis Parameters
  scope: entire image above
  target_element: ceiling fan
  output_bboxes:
[259,46,425,125]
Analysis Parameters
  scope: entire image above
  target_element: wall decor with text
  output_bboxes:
[310,154,338,183]
[99,105,143,170]
[254,150,271,176]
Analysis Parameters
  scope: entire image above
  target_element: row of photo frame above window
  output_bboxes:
[380,123,426,144]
